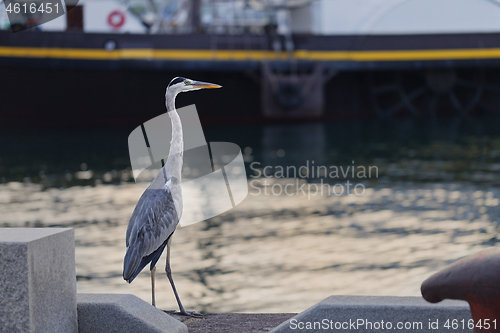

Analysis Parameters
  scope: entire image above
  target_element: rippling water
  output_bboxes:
[2,116,500,313]
[0,181,498,313]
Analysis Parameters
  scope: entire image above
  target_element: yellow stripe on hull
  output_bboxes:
[2,46,500,62]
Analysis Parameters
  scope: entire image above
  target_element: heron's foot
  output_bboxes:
[165,309,203,318]
[181,310,203,318]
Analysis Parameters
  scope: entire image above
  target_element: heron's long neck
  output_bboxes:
[165,90,183,181]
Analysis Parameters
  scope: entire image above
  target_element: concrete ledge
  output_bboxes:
[77,293,188,333]
[0,228,77,333]
[270,296,471,333]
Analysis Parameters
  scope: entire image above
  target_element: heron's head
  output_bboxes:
[167,77,222,95]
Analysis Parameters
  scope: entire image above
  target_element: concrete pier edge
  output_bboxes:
[270,295,472,333]
[0,228,78,333]
[77,293,187,333]
[11,289,474,332]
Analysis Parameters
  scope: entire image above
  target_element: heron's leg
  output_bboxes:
[165,237,203,318]
[151,266,156,307]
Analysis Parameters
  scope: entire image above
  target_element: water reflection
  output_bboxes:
[3,115,500,186]
[0,181,498,313]
[1,116,500,313]
[261,123,326,169]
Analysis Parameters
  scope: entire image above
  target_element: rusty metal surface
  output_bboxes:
[422,247,500,332]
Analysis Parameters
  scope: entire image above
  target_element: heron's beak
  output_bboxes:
[193,81,222,89]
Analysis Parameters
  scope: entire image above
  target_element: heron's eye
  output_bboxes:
[184,80,191,85]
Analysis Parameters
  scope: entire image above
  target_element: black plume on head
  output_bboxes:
[169,77,185,87]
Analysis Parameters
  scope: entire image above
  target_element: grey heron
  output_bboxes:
[123,77,221,317]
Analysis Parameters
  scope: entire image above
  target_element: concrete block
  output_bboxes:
[0,228,77,333]
[77,293,188,333]
[271,296,472,333]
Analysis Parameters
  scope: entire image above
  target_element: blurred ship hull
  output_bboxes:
[2,31,500,127]
[2,31,500,71]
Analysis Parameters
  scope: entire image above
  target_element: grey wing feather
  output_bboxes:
[123,184,179,280]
